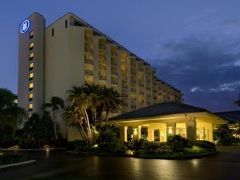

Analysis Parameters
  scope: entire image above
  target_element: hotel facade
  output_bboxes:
[18,12,182,117]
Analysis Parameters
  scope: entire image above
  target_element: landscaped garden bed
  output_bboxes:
[68,125,217,159]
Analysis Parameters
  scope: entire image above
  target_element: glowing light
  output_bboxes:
[93,144,98,148]
[126,149,134,156]
[168,127,173,135]
[20,20,30,33]
[133,128,138,135]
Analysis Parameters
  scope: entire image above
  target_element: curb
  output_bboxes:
[0,160,36,169]
[0,148,66,152]
[67,150,218,160]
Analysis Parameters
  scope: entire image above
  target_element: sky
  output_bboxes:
[0,0,240,112]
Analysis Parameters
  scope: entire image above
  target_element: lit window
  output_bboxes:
[28,93,33,100]
[29,42,34,50]
[29,52,34,60]
[29,62,34,70]
[29,72,34,80]
[29,31,34,39]
[28,103,33,111]
[29,82,33,90]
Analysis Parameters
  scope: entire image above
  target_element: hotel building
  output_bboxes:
[18,12,182,118]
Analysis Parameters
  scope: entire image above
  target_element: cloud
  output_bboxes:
[150,37,240,111]
[191,86,204,93]
[210,81,240,92]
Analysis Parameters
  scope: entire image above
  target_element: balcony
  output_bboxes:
[84,69,94,75]
[111,79,118,85]
[99,75,107,81]
[85,58,94,65]
[99,64,107,70]
[111,69,118,76]
[99,59,106,65]
[111,60,118,66]
[98,49,105,56]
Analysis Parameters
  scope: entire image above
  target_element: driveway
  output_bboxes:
[1,146,240,180]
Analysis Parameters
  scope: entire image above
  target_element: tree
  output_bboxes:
[65,84,123,143]
[43,97,65,140]
[214,124,234,145]
[100,86,123,122]
[0,88,27,147]
[66,86,93,143]
[19,112,55,148]
[234,93,240,107]
[97,125,123,153]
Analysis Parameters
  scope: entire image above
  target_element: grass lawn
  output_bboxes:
[0,152,30,165]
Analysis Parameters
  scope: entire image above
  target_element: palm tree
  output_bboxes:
[65,84,123,143]
[66,86,93,143]
[100,87,123,122]
[43,96,65,140]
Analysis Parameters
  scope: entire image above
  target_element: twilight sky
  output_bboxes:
[0,0,240,112]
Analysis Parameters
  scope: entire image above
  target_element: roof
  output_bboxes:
[215,111,240,123]
[110,102,209,121]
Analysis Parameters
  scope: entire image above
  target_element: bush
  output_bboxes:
[97,125,124,154]
[126,139,147,150]
[189,140,215,150]
[167,135,189,152]
[125,140,171,154]
[214,124,234,145]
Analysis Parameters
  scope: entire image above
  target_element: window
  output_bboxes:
[29,82,33,90]
[28,93,33,101]
[65,20,68,28]
[28,103,33,111]
[29,42,34,50]
[29,52,34,60]
[29,72,33,80]
[29,31,34,39]
[29,62,34,70]
[51,28,54,36]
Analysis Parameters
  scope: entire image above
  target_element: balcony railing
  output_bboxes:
[84,69,94,75]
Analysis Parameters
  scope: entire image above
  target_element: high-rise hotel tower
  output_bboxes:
[18,12,182,117]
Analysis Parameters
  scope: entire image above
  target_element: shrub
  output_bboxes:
[167,135,189,152]
[189,140,215,150]
[214,124,234,145]
[126,139,147,150]
[142,141,161,151]
[97,125,124,153]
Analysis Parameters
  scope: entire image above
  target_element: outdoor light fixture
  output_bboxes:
[133,128,138,135]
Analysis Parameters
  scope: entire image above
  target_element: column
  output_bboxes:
[166,123,176,137]
[186,117,196,141]
[138,125,142,139]
[209,123,213,142]
[148,126,154,141]
[124,126,128,142]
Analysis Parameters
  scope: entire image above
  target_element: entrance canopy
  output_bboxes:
[109,103,226,142]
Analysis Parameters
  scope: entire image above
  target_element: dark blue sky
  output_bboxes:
[0,0,240,112]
